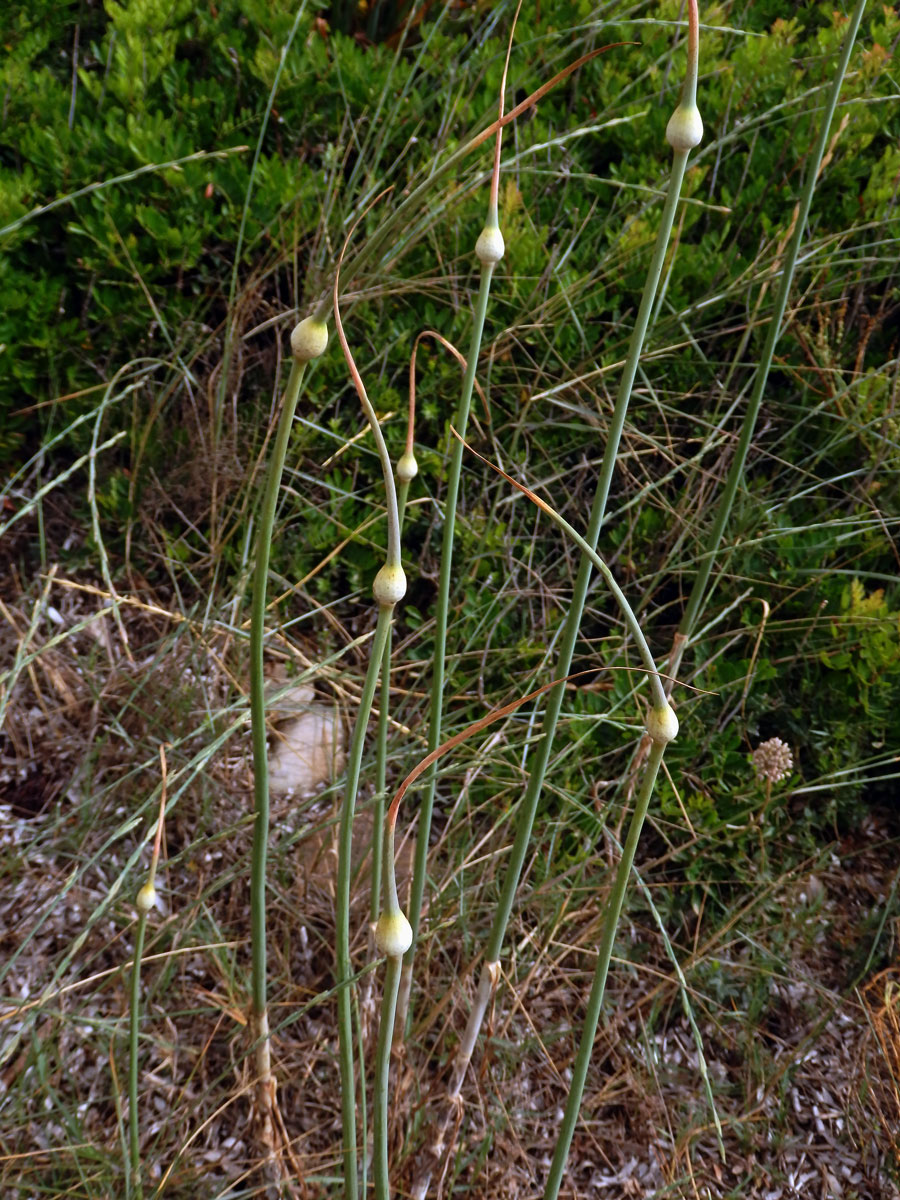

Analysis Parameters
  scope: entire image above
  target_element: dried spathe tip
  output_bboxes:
[666,0,702,152]
[751,737,793,784]
[645,704,679,745]
[291,317,329,362]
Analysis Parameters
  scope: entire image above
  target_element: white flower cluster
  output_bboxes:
[751,737,794,784]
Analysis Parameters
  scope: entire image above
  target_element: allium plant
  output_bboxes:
[246,313,328,1162]
[231,1,869,1195]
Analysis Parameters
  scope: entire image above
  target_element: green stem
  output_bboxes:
[372,623,392,926]
[372,475,410,926]
[374,817,409,1199]
[482,151,690,965]
[374,952,403,1200]
[682,0,700,110]
[336,605,394,1200]
[249,360,307,1028]
[127,912,147,1200]
[670,0,865,675]
[404,262,496,968]
[543,739,667,1200]
[397,478,410,532]
[358,398,403,573]
[333,275,404,576]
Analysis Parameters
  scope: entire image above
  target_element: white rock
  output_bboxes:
[269,705,344,797]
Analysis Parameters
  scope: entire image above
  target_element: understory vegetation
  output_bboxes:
[1,1,899,1197]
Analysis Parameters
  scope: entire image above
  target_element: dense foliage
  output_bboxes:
[7,1,897,825]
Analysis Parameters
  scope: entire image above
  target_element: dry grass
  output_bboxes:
[1,558,899,1198]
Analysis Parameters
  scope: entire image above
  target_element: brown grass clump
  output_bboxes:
[858,969,900,1169]
[3,557,900,1198]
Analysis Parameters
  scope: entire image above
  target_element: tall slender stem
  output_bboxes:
[374,806,413,1199]
[336,606,393,1199]
[543,740,667,1200]
[247,318,326,1168]
[410,15,702,1191]
[371,626,391,928]
[249,359,307,1042]
[127,913,147,1200]
[404,261,496,972]
[483,142,689,966]
[372,473,411,926]
[373,953,403,1200]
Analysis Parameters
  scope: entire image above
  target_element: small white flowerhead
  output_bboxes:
[751,738,793,784]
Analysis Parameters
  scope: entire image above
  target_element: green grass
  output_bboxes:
[2,1,900,1196]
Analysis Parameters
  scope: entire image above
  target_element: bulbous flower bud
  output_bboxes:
[475,223,505,265]
[645,704,679,745]
[290,317,329,362]
[375,909,413,958]
[373,563,406,607]
[666,103,703,152]
[136,881,158,915]
[396,451,418,483]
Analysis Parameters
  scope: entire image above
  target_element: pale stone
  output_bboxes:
[269,704,344,797]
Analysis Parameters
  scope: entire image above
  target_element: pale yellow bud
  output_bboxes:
[666,103,703,152]
[373,563,406,607]
[290,317,328,362]
[475,224,505,265]
[396,451,418,483]
[645,704,679,745]
[375,909,413,958]
[136,881,158,915]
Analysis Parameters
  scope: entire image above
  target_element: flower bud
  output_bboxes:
[136,881,158,915]
[375,909,413,958]
[666,103,703,152]
[373,563,406,607]
[290,317,328,362]
[645,704,679,745]
[396,451,418,483]
[475,223,505,266]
